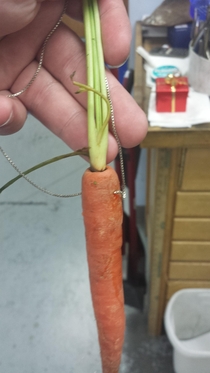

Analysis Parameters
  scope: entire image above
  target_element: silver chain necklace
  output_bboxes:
[8,0,69,99]
[1,0,126,199]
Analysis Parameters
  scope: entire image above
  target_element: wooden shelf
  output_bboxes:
[133,21,210,336]
[133,21,210,149]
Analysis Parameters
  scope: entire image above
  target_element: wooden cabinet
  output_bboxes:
[169,262,210,281]
[172,218,210,241]
[168,148,210,321]
[180,148,210,190]
[143,147,210,336]
[175,192,210,217]
[166,280,210,299]
[171,241,210,261]
[134,22,210,336]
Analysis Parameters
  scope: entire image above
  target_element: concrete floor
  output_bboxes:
[1,115,174,373]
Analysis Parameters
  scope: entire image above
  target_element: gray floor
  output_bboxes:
[1,115,174,373]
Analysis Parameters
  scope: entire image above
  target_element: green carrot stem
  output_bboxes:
[83,0,109,171]
[73,80,110,144]
[0,149,89,194]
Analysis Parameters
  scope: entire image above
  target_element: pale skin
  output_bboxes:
[0,0,148,163]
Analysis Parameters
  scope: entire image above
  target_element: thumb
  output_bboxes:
[0,1,42,38]
[0,94,27,135]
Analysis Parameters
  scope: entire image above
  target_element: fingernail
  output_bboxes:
[106,58,129,69]
[0,112,12,128]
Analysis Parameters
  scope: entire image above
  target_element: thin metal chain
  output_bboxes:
[1,0,126,199]
[1,0,81,198]
[105,77,126,199]
[0,145,81,197]
[1,77,126,198]
[8,0,69,98]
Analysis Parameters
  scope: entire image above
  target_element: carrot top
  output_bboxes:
[82,0,109,172]
[0,0,111,191]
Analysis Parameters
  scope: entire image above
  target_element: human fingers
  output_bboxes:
[0,93,27,135]
[0,0,66,38]
[9,61,119,162]
[0,2,65,136]
[67,0,131,67]
[106,74,148,148]
[34,24,148,148]
[2,1,147,155]
[0,0,130,91]
[0,1,66,91]
[10,56,147,161]
[0,0,40,37]
[98,0,131,66]
[9,60,87,150]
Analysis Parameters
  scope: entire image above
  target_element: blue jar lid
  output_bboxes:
[151,65,180,81]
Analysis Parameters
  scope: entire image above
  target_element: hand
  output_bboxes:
[0,0,147,163]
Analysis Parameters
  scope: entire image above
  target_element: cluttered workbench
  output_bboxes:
[134,20,210,336]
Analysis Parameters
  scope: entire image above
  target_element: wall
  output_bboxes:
[129,0,163,68]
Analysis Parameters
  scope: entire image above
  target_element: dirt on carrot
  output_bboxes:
[82,165,125,373]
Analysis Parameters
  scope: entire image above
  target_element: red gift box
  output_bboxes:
[156,75,188,112]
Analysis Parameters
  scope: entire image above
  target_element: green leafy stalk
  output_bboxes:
[83,0,109,171]
[0,149,89,194]
[1,0,109,194]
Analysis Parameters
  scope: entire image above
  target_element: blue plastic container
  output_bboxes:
[168,23,192,48]
[189,0,209,20]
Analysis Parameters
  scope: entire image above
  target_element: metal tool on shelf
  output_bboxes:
[192,5,210,58]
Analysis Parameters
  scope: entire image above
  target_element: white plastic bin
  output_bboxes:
[164,289,210,373]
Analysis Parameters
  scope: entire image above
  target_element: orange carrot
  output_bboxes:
[82,165,125,373]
